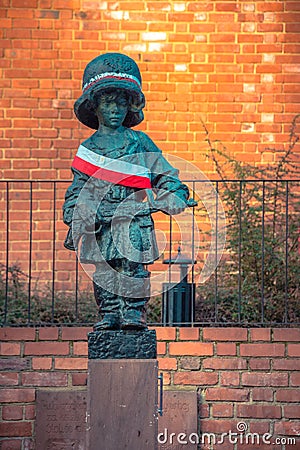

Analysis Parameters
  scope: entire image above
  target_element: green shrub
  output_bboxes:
[0,263,98,326]
[195,115,300,324]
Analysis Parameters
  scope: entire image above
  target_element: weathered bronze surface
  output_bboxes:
[62,52,195,334]
[88,328,157,359]
[35,390,87,449]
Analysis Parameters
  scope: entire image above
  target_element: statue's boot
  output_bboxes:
[94,312,121,331]
[93,260,150,330]
[119,264,150,330]
[92,273,123,330]
[122,299,148,330]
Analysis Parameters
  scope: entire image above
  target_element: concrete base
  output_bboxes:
[86,359,158,450]
[88,329,157,359]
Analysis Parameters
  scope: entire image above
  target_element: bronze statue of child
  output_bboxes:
[63,53,196,331]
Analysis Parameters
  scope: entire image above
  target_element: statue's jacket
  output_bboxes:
[63,129,189,265]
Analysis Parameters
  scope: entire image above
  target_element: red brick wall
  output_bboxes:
[0,327,299,448]
[1,0,300,179]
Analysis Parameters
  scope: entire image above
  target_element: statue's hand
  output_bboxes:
[152,199,185,216]
[167,203,186,215]
[153,197,198,216]
[186,198,198,208]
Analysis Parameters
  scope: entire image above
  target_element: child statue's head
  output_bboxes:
[74,53,145,130]
[89,88,132,130]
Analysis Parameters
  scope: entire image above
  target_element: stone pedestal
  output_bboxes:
[86,359,158,450]
[88,329,157,359]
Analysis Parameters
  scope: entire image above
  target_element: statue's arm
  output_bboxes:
[138,132,193,214]
[152,160,191,215]
[62,168,89,226]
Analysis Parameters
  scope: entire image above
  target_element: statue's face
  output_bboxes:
[96,92,128,130]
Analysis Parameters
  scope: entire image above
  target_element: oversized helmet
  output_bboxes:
[74,53,145,129]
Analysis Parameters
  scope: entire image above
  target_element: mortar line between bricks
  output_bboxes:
[246,356,250,372]
[199,327,203,342]
[67,373,72,388]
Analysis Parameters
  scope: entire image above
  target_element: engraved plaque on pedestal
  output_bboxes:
[158,391,198,450]
[35,390,87,449]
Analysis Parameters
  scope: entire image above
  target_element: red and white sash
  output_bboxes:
[72,145,152,189]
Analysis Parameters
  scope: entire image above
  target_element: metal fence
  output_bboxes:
[0,179,299,327]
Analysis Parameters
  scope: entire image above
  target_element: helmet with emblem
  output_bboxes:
[74,53,145,129]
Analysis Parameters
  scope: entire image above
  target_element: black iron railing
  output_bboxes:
[0,179,299,327]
